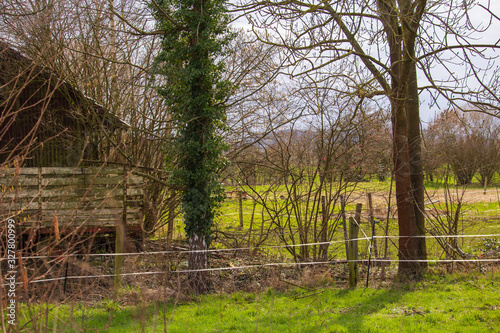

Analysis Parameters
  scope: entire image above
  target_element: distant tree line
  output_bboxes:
[424,109,500,186]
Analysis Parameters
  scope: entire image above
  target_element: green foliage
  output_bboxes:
[151,0,233,245]
[22,272,500,332]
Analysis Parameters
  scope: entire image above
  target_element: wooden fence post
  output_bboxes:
[320,195,328,261]
[348,216,359,288]
[238,188,244,229]
[167,190,176,247]
[247,200,257,248]
[367,193,378,257]
[354,203,362,227]
[114,166,127,294]
[38,166,42,223]
[366,193,377,287]
[340,195,349,260]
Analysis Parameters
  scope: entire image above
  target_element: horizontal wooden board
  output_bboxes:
[40,208,141,216]
[2,188,143,199]
[1,197,138,209]
[22,218,143,228]
[14,209,142,220]
[0,176,143,187]
[39,167,123,176]
[1,167,144,178]
[0,167,145,230]
[1,198,142,210]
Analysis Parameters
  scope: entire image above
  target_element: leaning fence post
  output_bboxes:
[367,193,378,257]
[366,193,377,287]
[238,188,244,229]
[348,216,359,288]
[247,199,257,248]
[320,195,328,260]
[341,195,349,260]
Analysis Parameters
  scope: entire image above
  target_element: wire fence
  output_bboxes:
[13,257,500,286]
[2,233,499,260]
[2,233,500,286]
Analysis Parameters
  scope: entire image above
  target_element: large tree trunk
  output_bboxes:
[379,0,427,278]
[392,92,421,277]
[403,0,428,275]
[407,63,427,272]
[332,0,427,277]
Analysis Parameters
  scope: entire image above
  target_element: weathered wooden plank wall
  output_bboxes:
[0,167,144,231]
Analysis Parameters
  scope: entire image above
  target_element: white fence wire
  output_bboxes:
[2,233,499,286]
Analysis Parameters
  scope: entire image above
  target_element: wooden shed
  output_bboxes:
[0,42,144,240]
[0,42,128,167]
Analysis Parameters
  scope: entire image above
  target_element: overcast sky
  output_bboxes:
[230,1,500,124]
[419,0,500,123]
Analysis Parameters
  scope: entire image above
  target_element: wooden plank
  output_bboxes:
[46,211,142,221]
[115,165,127,293]
[24,207,142,217]
[11,215,143,228]
[40,167,86,175]
[1,190,41,199]
[0,178,39,186]
[126,175,144,184]
[41,177,122,186]
[40,167,123,176]
[24,214,143,227]
[1,167,145,232]
[2,198,139,210]
[0,186,142,198]
[2,187,142,199]
[0,166,145,179]
[0,202,39,210]
[0,168,39,175]
[40,208,141,217]
[127,189,144,196]
[340,195,349,260]
[40,200,124,210]
[1,175,143,187]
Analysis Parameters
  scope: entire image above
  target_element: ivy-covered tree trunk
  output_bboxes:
[152,0,232,293]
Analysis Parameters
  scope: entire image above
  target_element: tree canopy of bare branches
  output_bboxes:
[232,0,500,277]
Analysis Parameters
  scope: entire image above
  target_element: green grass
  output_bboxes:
[154,179,499,267]
[14,176,500,332]
[215,177,500,254]
[17,272,500,332]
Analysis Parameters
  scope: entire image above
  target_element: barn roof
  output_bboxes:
[0,41,129,130]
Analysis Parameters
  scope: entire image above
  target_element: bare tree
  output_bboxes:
[234,0,500,277]
[426,109,500,186]
[230,75,378,261]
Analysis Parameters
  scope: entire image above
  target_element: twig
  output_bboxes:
[293,291,324,300]
[279,278,313,291]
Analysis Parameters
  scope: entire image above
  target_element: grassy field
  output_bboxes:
[213,177,500,260]
[11,176,499,332]
[18,271,500,332]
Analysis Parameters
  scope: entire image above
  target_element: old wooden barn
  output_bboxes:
[0,42,145,241]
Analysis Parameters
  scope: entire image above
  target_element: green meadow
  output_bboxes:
[18,271,500,332]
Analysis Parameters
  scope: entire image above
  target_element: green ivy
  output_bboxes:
[151,0,233,245]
